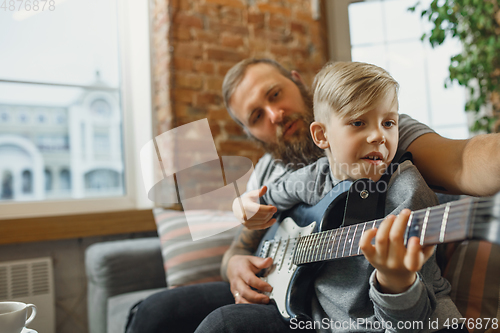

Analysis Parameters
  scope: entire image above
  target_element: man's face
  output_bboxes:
[229,63,323,167]
[324,91,399,182]
[230,63,309,143]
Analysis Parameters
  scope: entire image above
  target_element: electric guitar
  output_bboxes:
[254,179,500,321]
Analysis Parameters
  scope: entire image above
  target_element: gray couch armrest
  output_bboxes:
[85,237,166,333]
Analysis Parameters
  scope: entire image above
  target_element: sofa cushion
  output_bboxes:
[438,240,500,333]
[153,209,240,287]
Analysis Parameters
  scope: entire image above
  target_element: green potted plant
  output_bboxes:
[410,0,500,133]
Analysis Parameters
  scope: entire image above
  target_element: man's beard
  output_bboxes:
[252,111,325,170]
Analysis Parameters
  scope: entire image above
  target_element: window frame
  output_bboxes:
[0,0,154,220]
[325,0,361,62]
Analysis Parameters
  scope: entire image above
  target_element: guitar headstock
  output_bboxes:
[471,192,500,245]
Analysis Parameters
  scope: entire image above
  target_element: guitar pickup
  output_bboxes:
[269,239,281,260]
[276,238,289,271]
[259,240,271,258]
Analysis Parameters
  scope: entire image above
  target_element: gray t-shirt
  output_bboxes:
[259,156,460,332]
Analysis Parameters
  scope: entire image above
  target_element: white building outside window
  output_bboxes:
[0,0,153,219]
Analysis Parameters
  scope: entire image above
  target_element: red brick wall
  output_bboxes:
[151,0,328,207]
[153,0,328,158]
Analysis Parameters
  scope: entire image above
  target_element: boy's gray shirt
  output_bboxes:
[260,157,460,332]
[249,115,461,332]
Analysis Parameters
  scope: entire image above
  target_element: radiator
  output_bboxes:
[0,257,55,333]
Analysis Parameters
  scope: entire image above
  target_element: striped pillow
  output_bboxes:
[153,208,240,287]
[438,241,500,333]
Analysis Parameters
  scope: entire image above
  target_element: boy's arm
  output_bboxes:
[232,186,277,230]
[407,132,500,196]
[261,157,332,209]
[233,158,331,231]
[360,161,460,330]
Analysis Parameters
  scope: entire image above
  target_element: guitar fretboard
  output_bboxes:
[293,197,480,265]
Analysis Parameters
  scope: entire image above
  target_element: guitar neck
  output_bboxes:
[293,196,487,265]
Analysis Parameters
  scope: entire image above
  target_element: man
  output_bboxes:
[126,58,500,333]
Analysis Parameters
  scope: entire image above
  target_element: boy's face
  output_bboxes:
[321,91,399,182]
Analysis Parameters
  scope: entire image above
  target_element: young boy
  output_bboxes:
[233,62,462,332]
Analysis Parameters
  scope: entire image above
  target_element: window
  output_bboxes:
[0,0,123,202]
[59,169,71,191]
[22,170,33,194]
[94,131,111,155]
[0,108,10,123]
[85,169,121,193]
[19,111,29,124]
[0,0,153,219]
[91,99,113,118]
[56,112,67,125]
[326,0,469,139]
[44,169,52,192]
[1,171,14,200]
[37,112,47,124]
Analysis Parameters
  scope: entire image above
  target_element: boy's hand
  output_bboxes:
[232,186,277,230]
[359,209,435,294]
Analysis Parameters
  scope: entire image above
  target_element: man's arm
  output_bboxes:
[407,132,500,196]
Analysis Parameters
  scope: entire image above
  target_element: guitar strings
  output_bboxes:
[299,200,495,246]
[292,197,499,263]
[296,220,499,264]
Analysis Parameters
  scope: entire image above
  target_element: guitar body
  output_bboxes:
[257,218,317,321]
[254,173,500,323]
[256,180,361,321]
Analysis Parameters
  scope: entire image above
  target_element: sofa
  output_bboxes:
[86,237,168,333]
[85,197,500,333]
[85,209,240,333]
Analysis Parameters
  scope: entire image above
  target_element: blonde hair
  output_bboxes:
[313,62,399,123]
